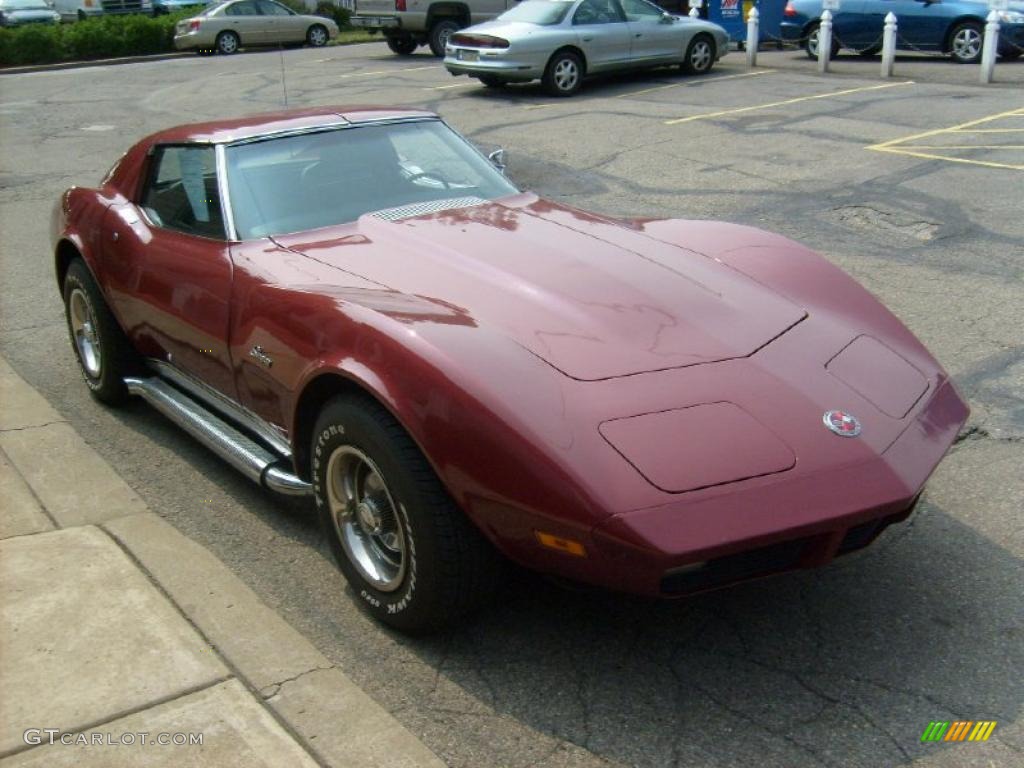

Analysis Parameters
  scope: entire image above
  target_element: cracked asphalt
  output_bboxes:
[1,41,1021,768]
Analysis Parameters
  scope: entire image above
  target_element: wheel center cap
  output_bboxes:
[356,500,383,534]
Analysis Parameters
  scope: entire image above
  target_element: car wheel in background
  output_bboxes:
[428,18,460,57]
[386,34,417,55]
[948,21,983,63]
[62,260,137,406]
[542,49,583,96]
[312,394,503,632]
[216,30,240,55]
[306,23,328,47]
[682,34,715,75]
[804,23,839,60]
[478,75,506,88]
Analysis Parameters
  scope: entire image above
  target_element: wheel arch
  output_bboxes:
[426,2,470,27]
[547,44,588,75]
[55,236,103,294]
[942,15,985,52]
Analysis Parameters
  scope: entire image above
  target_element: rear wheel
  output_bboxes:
[216,30,240,55]
[312,395,503,632]
[428,18,460,57]
[386,34,417,55]
[306,23,329,47]
[542,49,583,96]
[62,260,138,406]
[948,21,982,63]
[804,23,839,59]
[682,34,715,75]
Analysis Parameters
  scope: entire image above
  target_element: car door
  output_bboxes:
[256,0,304,44]
[826,0,872,48]
[861,0,945,48]
[620,0,678,63]
[101,144,238,400]
[571,0,633,71]
[224,0,268,43]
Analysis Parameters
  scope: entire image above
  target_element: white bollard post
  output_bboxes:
[818,10,833,73]
[746,7,760,66]
[688,0,701,19]
[980,10,1000,84]
[880,11,897,77]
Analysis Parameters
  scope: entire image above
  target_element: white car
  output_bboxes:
[53,0,153,22]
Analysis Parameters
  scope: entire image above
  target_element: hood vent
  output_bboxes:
[371,196,486,222]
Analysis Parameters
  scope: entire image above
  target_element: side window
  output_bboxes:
[620,0,662,21]
[226,0,260,16]
[257,0,293,15]
[141,145,225,240]
[573,0,625,24]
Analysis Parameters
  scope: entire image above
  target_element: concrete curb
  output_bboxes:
[0,354,445,768]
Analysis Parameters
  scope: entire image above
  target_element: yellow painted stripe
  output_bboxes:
[900,145,1024,150]
[340,65,436,79]
[869,146,1024,171]
[426,81,477,90]
[968,722,985,741]
[868,106,1024,150]
[953,128,1024,133]
[523,103,557,110]
[616,69,775,99]
[980,721,997,741]
[664,81,914,125]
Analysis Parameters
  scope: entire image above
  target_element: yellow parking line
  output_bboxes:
[868,106,1024,149]
[617,69,775,99]
[951,128,1024,133]
[664,81,914,125]
[902,145,1024,150]
[340,65,436,79]
[869,146,1024,171]
[426,81,477,90]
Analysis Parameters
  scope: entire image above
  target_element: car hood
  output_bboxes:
[272,196,806,381]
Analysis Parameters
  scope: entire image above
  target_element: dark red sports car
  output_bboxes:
[52,106,968,631]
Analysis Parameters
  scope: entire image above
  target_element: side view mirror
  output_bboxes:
[660,12,676,23]
[488,148,507,173]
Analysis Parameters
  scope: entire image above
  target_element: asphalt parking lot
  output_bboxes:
[1,41,1022,768]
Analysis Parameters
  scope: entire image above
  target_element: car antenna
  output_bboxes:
[279,42,289,107]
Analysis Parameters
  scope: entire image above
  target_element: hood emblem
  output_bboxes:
[823,410,861,437]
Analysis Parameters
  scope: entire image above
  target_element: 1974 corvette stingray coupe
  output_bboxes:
[53,107,968,631]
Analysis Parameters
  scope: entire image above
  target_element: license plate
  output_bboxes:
[457,49,479,62]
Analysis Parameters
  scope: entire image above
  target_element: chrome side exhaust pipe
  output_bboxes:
[123,376,311,497]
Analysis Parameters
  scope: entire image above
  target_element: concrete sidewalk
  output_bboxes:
[0,355,445,768]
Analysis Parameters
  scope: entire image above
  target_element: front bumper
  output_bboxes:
[542,378,968,597]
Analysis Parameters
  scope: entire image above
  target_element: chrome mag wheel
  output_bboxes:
[69,288,102,378]
[326,446,407,592]
[951,26,981,62]
[553,57,580,92]
[690,39,712,72]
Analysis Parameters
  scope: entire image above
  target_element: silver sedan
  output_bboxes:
[443,0,729,96]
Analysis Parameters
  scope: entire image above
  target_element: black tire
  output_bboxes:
[542,49,583,97]
[428,18,460,57]
[311,394,502,633]
[306,23,329,48]
[216,30,240,55]
[386,35,417,55]
[478,75,506,88]
[948,21,983,64]
[62,259,138,406]
[804,23,839,60]
[681,33,715,75]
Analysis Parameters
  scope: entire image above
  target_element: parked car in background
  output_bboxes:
[351,0,517,57]
[174,0,338,54]
[444,0,729,96]
[0,0,61,26]
[53,0,152,21]
[153,0,206,15]
[781,0,1024,63]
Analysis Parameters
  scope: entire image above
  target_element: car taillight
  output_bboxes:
[395,0,405,10]
[449,33,510,49]
[784,2,797,16]
[188,19,200,31]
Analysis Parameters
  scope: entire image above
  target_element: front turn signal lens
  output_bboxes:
[535,531,586,557]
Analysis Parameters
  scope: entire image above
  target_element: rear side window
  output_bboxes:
[141,145,225,240]
[226,0,260,16]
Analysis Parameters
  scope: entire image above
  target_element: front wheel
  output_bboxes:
[542,49,583,97]
[682,34,715,75]
[306,24,329,48]
[216,30,240,55]
[63,259,138,406]
[428,18,460,57]
[386,35,417,55]
[948,22,983,63]
[312,394,502,632]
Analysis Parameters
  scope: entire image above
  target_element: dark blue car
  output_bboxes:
[781,0,1024,63]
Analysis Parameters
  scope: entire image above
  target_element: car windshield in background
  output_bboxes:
[496,0,574,25]
[225,120,519,240]
[1,0,51,9]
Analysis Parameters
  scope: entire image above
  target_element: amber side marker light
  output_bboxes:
[535,531,587,557]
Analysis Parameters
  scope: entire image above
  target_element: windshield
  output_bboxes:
[225,120,519,240]
[497,0,573,25]
[0,0,52,9]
